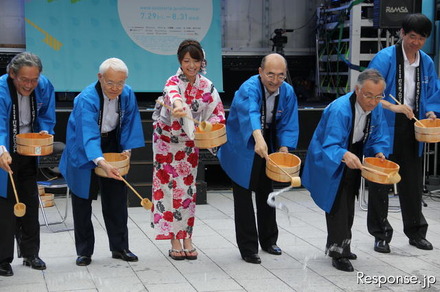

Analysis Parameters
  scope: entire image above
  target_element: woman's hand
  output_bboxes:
[172,100,187,118]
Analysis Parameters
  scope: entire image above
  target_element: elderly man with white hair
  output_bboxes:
[60,58,144,266]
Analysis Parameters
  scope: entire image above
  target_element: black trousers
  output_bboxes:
[0,154,40,263]
[71,131,129,257]
[232,154,278,256]
[367,114,427,242]
[326,167,361,258]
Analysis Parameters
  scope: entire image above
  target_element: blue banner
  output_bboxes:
[25,0,223,92]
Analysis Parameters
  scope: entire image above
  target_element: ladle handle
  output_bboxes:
[389,94,424,127]
[341,160,390,177]
[361,165,390,177]
[8,172,20,204]
[265,155,293,178]
[119,176,144,201]
[156,100,200,125]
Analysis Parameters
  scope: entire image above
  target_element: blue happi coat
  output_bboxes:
[217,75,299,189]
[0,74,56,198]
[59,82,144,199]
[302,93,390,213]
[368,45,440,155]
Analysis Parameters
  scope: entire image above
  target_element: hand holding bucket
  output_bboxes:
[9,172,26,217]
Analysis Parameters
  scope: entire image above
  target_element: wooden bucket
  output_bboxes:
[414,118,440,143]
[362,157,400,184]
[40,193,55,208]
[194,123,227,149]
[16,133,53,156]
[38,185,45,195]
[94,153,130,177]
[266,152,301,183]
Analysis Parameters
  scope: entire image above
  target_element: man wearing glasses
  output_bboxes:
[218,53,299,264]
[0,52,56,276]
[367,13,440,254]
[302,69,390,272]
[59,58,144,266]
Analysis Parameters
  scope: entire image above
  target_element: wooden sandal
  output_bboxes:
[183,248,198,260]
[168,249,185,260]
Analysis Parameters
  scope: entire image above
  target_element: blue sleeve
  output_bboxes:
[120,87,145,150]
[35,75,56,134]
[364,104,391,157]
[74,94,103,164]
[277,85,299,149]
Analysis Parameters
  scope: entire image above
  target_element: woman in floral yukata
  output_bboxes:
[151,39,225,260]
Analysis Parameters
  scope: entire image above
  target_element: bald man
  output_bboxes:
[218,53,299,264]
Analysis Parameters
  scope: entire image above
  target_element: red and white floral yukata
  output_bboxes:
[151,70,225,240]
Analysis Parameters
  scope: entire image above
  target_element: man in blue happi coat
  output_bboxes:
[302,69,390,272]
[218,53,299,264]
[0,52,56,276]
[367,13,440,253]
[59,58,144,266]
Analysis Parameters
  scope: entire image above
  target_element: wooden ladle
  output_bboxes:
[361,165,400,184]
[155,99,213,132]
[119,176,153,210]
[389,94,425,128]
[265,155,301,187]
[342,160,400,184]
[9,172,26,217]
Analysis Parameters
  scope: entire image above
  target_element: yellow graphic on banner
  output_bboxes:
[47,0,82,3]
[25,18,63,51]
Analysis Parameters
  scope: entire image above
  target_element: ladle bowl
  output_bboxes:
[141,198,153,210]
[199,121,213,132]
[14,202,26,217]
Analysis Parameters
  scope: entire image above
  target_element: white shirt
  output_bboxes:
[402,41,420,110]
[101,95,119,133]
[353,102,371,143]
[18,93,32,134]
[264,88,280,125]
[93,94,130,165]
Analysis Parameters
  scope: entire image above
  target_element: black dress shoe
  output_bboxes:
[0,262,13,277]
[347,252,357,260]
[23,256,46,270]
[409,238,433,250]
[76,256,92,266]
[262,244,282,255]
[374,240,390,253]
[112,249,138,262]
[332,258,354,272]
[242,254,261,264]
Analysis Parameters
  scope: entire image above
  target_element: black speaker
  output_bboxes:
[374,0,422,29]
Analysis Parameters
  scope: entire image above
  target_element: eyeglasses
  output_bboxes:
[17,76,39,85]
[103,78,125,89]
[264,72,287,81]
[359,89,385,100]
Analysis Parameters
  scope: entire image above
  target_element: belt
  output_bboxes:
[101,132,110,137]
